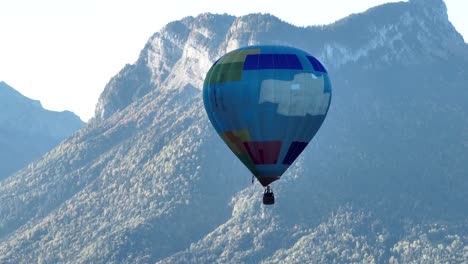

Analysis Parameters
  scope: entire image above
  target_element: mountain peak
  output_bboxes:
[0,82,84,179]
[1,81,24,99]
[93,0,466,122]
[410,0,449,22]
[0,81,42,108]
[411,0,446,9]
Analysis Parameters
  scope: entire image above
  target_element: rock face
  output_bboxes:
[0,0,467,263]
[0,81,83,179]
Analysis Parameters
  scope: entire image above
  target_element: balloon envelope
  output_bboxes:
[203,45,331,186]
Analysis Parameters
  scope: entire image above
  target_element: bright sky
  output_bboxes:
[0,0,466,121]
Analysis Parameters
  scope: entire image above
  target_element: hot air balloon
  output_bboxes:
[203,45,331,205]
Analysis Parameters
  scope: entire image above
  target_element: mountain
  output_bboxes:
[0,82,84,179]
[0,0,467,263]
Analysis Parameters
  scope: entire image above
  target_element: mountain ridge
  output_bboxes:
[94,0,467,122]
[0,81,84,179]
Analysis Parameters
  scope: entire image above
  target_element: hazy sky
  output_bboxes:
[0,0,466,121]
